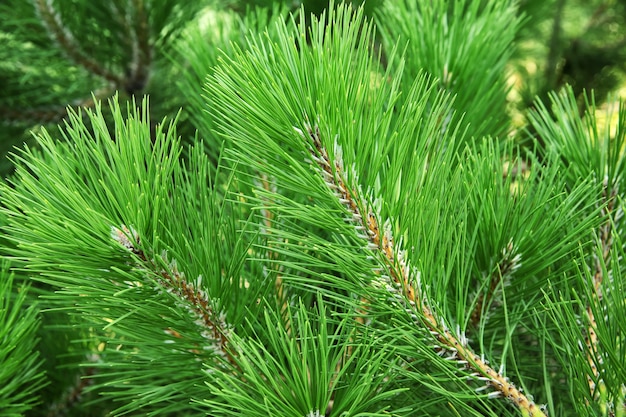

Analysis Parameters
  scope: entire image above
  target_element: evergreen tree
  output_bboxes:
[0,0,377,173]
[1,1,625,416]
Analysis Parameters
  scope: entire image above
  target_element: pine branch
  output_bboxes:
[5,2,625,414]
[470,240,521,328]
[202,297,407,416]
[0,96,274,414]
[33,0,124,86]
[529,87,626,413]
[377,0,520,141]
[0,265,46,415]
[124,0,152,94]
[256,174,290,321]
[295,120,547,417]
[0,86,114,124]
[46,358,97,417]
[110,225,235,364]
[585,178,623,405]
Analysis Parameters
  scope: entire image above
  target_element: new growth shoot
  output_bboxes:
[295,120,547,417]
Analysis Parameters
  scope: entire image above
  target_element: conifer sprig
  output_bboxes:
[470,240,521,327]
[586,179,621,398]
[46,361,97,417]
[377,0,520,141]
[0,96,271,415]
[0,264,46,416]
[124,0,152,94]
[111,225,233,363]
[33,0,123,86]
[296,120,547,417]
[255,174,292,330]
[4,1,624,414]
[202,298,408,417]
[529,86,626,415]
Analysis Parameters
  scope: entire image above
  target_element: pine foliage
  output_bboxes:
[0,1,625,417]
[377,0,520,141]
[0,265,45,416]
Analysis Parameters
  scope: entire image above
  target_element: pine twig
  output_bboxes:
[110,225,234,364]
[0,86,114,125]
[585,178,623,403]
[46,356,98,417]
[33,0,151,98]
[295,120,547,417]
[33,0,124,86]
[257,176,288,307]
[125,0,152,94]
[470,240,521,328]
[256,173,292,334]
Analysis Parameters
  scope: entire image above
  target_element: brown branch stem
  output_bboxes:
[257,173,291,332]
[1,87,114,125]
[585,180,619,398]
[296,120,546,417]
[34,0,124,86]
[46,359,97,417]
[111,225,235,365]
[470,240,521,328]
[125,0,151,94]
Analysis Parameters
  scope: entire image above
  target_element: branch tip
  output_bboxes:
[299,118,547,417]
[110,224,234,363]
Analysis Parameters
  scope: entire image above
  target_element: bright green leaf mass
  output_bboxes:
[1,2,625,417]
